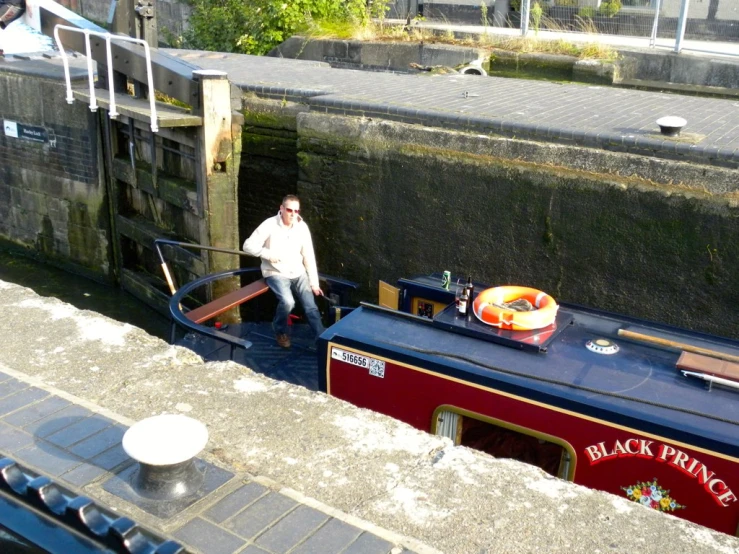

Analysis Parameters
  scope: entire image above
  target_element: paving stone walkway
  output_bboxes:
[0,370,420,554]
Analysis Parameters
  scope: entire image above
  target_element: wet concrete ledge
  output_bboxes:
[1,279,738,553]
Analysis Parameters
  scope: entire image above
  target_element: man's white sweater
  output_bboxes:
[242,212,319,289]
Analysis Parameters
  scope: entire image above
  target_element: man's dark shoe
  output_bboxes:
[276,333,291,349]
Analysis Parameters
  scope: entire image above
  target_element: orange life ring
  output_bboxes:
[472,286,558,331]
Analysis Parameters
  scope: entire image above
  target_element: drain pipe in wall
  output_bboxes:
[459,60,488,76]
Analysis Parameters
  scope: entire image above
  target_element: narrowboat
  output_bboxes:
[161,244,738,536]
[316,274,739,536]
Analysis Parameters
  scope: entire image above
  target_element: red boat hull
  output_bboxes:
[326,343,739,535]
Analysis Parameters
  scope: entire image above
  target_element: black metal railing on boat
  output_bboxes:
[154,239,358,359]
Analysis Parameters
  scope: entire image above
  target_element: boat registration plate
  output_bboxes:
[331,347,385,378]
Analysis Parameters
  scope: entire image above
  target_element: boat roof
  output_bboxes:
[324,303,739,458]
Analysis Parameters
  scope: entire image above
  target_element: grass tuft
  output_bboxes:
[308,19,617,61]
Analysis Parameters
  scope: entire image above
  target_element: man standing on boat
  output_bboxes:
[243,194,324,349]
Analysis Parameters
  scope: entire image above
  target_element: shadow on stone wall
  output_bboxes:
[239,104,739,340]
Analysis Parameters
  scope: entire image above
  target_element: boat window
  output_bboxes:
[433,408,575,481]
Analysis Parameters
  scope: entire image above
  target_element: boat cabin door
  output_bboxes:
[378,281,399,310]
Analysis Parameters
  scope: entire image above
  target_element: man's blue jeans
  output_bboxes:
[265,273,325,338]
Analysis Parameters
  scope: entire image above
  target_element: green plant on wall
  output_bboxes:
[367,0,392,26]
[184,0,368,55]
[554,0,577,5]
[704,244,721,285]
[531,2,543,33]
[598,0,621,17]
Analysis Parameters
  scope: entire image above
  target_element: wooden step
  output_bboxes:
[73,89,203,128]
[185,279,270,324]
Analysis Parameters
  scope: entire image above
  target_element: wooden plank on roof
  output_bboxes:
[676,351,739,383]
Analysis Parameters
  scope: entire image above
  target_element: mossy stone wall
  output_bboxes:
[238,97,311,248]
[0,71,111,281]
[239,104,739,339]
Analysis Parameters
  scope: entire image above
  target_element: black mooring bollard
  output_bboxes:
[656,116,687,137]
[122,414,209,501]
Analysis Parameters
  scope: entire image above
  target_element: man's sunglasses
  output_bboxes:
[283,207,300,214]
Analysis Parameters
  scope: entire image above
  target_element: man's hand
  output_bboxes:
[312,287,324,297]
[269,256,280,264]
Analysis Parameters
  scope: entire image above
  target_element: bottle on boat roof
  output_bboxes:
[465,275,475,306]
[458,286,469,316]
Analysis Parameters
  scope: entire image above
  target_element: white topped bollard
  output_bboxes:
[656,116,687,137]
[122,414,208,500]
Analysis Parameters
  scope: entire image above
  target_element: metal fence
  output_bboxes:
[387,0,739,55]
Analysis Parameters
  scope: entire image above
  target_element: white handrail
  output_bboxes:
[53,25,159,132]
[105,34,117,118]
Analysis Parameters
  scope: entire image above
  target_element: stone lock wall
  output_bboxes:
[239,101,739,339]
[238,96,307,248]
[2,61,737,340]
[0,61,243,314]
[0,69,111,281]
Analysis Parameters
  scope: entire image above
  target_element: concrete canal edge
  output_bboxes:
[271,36,739,94]
[0,279,737,553]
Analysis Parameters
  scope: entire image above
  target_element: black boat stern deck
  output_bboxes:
[177,322,320,390]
